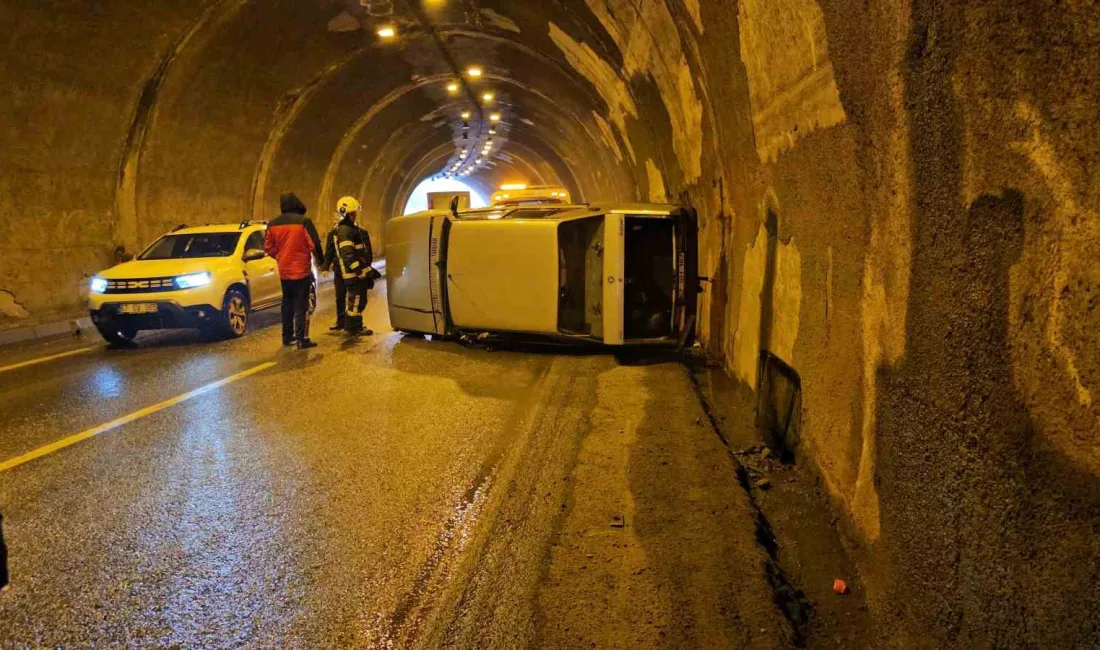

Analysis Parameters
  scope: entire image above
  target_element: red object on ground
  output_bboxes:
[833,578,849,595]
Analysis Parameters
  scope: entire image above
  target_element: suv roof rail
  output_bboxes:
[172,223,188,232]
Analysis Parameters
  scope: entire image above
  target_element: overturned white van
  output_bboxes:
[385,203,699,348]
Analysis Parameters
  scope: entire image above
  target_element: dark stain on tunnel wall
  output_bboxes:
[869,1,1100,645]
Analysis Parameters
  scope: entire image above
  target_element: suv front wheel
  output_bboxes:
[218,288,250,338]
[96,324,137,346]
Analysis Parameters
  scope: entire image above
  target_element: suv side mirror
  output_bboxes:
[243,249,266,262]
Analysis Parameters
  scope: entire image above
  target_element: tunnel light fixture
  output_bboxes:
[489,113,501,122]
[488,128,497,136]
[377,26,396,39]
[467,66,483,78]
[476,158,483,163]
[446,82,459,94]
[460,111,471,120]
[482,92,495,103]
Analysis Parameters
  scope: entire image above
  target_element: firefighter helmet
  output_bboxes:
[336,196,361,217]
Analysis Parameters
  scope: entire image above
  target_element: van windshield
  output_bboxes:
[558,217,605,338]
[139,233,242,260]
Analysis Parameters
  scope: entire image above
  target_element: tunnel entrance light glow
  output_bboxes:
[404,178,487,214]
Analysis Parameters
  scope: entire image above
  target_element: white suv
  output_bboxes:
[88,223,286,344]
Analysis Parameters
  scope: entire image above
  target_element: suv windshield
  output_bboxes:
[139,233,242,260]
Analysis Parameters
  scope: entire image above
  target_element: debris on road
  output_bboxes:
[733,445,765,457]
[610,514,626,528]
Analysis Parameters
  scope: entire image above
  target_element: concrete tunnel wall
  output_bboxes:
[2,0,1099,644]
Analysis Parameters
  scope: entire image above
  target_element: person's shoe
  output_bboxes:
[282,339,294,347]
[345,316,364,336]
[296,339,318,350]
[329,321,345,331]
[361,328,374,336]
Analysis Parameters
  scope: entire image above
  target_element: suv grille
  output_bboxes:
[104,277,178,293]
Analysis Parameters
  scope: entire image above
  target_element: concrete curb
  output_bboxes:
[0,259,386,349]
[0,316,94,348]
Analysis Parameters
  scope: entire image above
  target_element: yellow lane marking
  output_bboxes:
[0,361,277,473]
[0,347,96,374]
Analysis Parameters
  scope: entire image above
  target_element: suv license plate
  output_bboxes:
[119,303,158,314]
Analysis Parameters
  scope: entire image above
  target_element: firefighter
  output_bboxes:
[333,196,374,336]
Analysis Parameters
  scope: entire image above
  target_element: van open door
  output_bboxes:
[606,207,698,347]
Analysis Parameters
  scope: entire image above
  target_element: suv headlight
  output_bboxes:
[90,277,108,293]
[175,272,212,289]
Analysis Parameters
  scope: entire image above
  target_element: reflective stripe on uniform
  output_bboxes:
[339,241,356,248]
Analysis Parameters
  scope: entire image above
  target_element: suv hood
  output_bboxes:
[97,258,225,279]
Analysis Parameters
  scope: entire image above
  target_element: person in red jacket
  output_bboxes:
[265,192,323,349]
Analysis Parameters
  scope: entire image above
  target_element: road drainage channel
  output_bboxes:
[686,362,814,648]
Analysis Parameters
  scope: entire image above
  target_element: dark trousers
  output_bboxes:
[280,277,312,343]
[345,277,369,332]
[333,273,347,324]
[345,278,368,316]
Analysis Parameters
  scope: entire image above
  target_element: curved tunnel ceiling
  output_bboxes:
[120,0,655,249]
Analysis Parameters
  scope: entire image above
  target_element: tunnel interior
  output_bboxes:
[3,0,1100,646]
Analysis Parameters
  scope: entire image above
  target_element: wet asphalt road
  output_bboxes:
[0,281,785,648]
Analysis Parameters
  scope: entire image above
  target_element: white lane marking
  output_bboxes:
[0,347,96,374]
[0,361,277,473]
